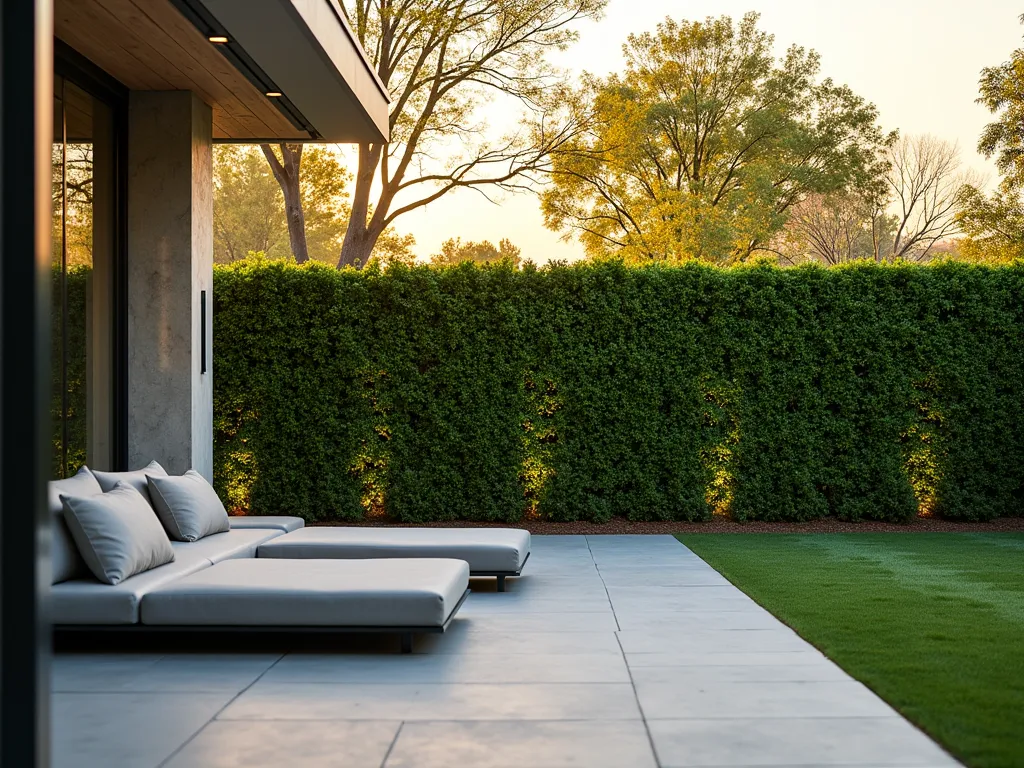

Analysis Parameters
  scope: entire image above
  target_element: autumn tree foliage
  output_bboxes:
[430,237,522,267]
[956,16,1024,264]
[542,13,889,265]
[214,145,350,264]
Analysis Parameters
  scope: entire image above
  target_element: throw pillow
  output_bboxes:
[91,460,167,506]
[146,470,230,542]
[60,481,175,585]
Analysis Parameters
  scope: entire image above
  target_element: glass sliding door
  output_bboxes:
[51,72,121,478]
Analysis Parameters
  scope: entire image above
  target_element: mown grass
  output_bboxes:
[676,533,1024,768]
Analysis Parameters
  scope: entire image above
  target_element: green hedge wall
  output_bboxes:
[52,266,89,478]
[213,258,1024,523]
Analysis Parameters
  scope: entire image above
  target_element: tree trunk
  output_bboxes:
[338,220,381,268]
[338,142,385,269]
[261,144,309,264]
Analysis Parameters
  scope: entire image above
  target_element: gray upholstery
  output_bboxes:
[147,470,230,542]
[60,483,175,585]
[51,546,212,625]
[142,558,470,628]
[172,529,285,564]
[48,467,102,584]
[91,460,167,505]
[228,516,305,533]
[51,531,283,625]
[257,527,531,573]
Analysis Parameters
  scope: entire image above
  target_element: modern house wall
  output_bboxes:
[126,91,214,479]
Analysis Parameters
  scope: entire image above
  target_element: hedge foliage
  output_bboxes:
[212,257,1024,523]
[52,266,89,478]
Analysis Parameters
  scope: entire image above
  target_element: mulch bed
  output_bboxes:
[304,516,1024,534]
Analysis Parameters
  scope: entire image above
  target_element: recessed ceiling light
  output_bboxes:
[266,91,282,97]
[209,35,228,43]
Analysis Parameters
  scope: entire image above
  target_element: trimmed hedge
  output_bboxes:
[52,266,89,478]
[213,258,1024,523]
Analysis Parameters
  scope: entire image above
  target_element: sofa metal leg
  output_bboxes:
[400,632,413,654]
[497,575,506,593]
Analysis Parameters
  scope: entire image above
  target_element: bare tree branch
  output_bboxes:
[337,0,606,268]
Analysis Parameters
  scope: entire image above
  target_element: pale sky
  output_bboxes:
[341,0,1024,264]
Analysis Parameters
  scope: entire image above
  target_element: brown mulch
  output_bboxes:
[303,516,1024,534]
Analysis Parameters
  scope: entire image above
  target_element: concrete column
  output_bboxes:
[126,92,213,480]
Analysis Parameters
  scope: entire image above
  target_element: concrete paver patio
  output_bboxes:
[52,535,961,767]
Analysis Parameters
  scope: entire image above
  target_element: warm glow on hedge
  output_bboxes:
[211,257,1024,524]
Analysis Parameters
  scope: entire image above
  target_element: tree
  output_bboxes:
[292,146,352,264]
[956,186,1024,263]
[777,134,977,265]
[955,16,1024,263]
[542,13,890,265]
[260,144,308,263]
[977,15,1024,190]
[214,145,288,264]
[885,135,979,262]
[368,228,418,268]
[777,191,894,265]
[430,237,522,267]
[214,145,356,264]
[334,0,605,268]
[53,143,97,268]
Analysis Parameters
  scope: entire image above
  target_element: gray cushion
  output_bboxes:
[228,516,305,533]
[171,528,284,564]
[147,470,230,542]
[91,460,167,505]
[60,482,175,585]
[141,558,470,628]
[48,467,102,584]
[257,527,531,573]
[51,546,212,625]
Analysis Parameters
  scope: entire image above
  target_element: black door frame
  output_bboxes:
[1,0,55,765]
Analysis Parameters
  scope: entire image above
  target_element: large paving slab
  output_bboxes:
[163,721,401,768]
[648,717,959,767]
[51,534,960,768]
[52,691,236,768]
[386,721,659,768]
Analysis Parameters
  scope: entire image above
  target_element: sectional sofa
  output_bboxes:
[49,463,530,652]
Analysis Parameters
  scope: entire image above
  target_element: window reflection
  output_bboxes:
[52,75,115,478]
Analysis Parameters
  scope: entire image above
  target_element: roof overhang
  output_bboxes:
[54,0,389,143]
[185,0,390,143]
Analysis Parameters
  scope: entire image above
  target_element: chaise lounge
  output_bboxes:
[50,465,470,652]
[251,523,531,592]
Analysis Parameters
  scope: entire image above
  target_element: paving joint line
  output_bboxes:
[379,721,404,768]
[588,535,662,768]
[154,651,287,768]
[616,625,662,768]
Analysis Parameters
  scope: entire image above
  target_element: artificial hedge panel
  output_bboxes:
[213,258,1024,523]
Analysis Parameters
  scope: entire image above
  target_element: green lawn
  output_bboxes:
[676,534,1024,768]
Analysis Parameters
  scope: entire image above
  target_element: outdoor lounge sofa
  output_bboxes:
[251,523,531,591]
[49,469,469,652]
